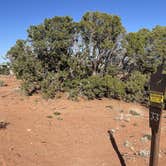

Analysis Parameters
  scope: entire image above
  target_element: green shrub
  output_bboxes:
[0,64,10,75]
[21,81,39,95]
[125,71,149,103]
[80,76,106,99]
[103,75,125,99]
[107,65,121,77]
[41,73,59,99]
[67,75,125,100]
[68,89,79,101]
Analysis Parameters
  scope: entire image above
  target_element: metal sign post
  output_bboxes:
[149,63,166,166]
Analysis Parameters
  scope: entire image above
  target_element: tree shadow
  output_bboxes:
[107,130,126,166]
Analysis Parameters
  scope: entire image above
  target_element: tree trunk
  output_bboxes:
[92,70,97,76]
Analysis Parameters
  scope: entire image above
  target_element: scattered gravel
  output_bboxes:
[138,150,150,157]
[141,134,151,142]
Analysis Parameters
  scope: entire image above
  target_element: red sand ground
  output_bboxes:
[0,75,166,166]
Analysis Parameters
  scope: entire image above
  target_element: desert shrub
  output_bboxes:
[103,75,125,99]
[40,72,60,99]
[106,65,121,77]
[125,71,149,103]
[66,75,125,100]
[64,79,81,99]
[40,71,68,99]
[0,64,10,75]
[80,76,106,99]
[21,81,39,95]
[68,89,79,101]
[0,80,5,87]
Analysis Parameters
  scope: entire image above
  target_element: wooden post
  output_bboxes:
[149,63,166,166]
[149,106,162,166]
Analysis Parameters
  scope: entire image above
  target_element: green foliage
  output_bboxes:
[27,16,75,73]
[103,75,125,99]
[21,81,38,96]
[152,26,166,59]
[125,71,149,103]
[106,65,122,77]
[67,75,125,100]
[0,63,10,75]
[80,76,105,99]
[79,12,125,75]
[41,72,59,99]
[124,29,154,73]
[40,71,69,99]
[6,12,166,105]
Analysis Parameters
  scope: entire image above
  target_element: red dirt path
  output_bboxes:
[0,75,166,166]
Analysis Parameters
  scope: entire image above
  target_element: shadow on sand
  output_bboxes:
[108,130,126,166]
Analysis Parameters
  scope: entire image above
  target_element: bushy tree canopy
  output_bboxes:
[6,12,166,103]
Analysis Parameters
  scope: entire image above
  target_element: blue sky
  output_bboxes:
[0,0,165,63]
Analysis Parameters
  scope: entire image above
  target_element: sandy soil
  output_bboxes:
[0,75,166,166]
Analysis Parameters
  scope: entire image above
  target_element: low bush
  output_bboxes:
[103,75,125,99]
[125,71,149,103]
[67,75,125,100]
[80,76,106,99]
[40,72,60,99]
[0,64,10,75]
[41,71,68,99]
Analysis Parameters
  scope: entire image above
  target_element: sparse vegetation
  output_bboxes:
[0,80,5,87]
[129,110,141,116]
[53,111,61,116]
[142,134,152,141]
[47,115,53,119]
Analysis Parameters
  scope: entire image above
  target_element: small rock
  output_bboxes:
[141,137,148,143]
[57,117,63,121]
[120,113,124,120]
[110,129,116,134]
[9,146,14,151]
[16,153,21,158]
[129,110,141,116]
[141,134,151,142]
[27,129,31,132]
[138,150,150,157]
[12,87,21,92]
[0,121,9,129]
[115,114,124,120]
[116,127,120,131]
[124,118,130,122]
[124,115,131,122]
[124,140,132,148]
[105,105,113,110]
